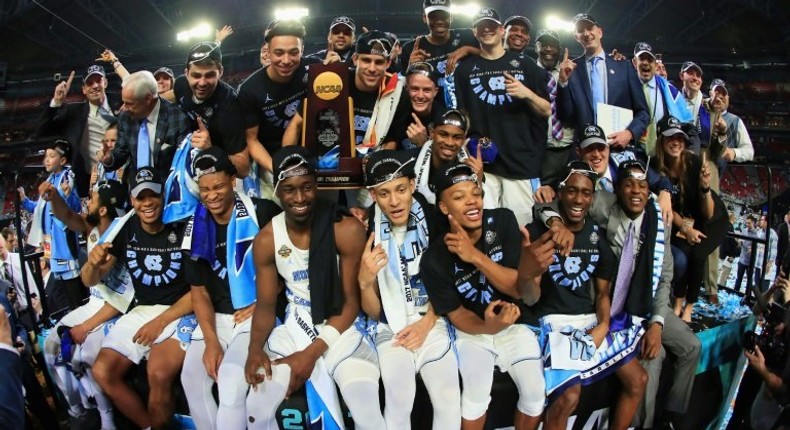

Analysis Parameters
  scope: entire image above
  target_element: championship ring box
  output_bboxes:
[301,63,362,188]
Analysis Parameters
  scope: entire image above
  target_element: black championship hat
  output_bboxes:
[434,162,479,198]
[192,146,238,179]
[130,167,163,198]
[535,29,560,45]
[272,146,317,190]
[657,115,689,141]
[330,16,356,33]
[504,15,532,31]
[356,30,394,57]
[84,65,105,83]
[616,159,648,186]
[579,124,607,149]
[187,42,222,66]
[96,179,129,216]
[473,7,501,27]
[423,0,452,15]
[364,150,415,188]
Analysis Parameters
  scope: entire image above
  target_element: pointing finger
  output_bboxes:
[563,48,569,62]
[519,226,531,247]
[411,112,423,126]
[65,70,75,88]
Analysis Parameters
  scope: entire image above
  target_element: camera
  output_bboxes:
[744,302,787,371]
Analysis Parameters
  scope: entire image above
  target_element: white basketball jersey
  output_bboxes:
[272,213,312,305]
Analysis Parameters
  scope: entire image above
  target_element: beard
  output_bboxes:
[86,212,101,226]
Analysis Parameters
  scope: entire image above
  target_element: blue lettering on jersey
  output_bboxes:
[292,269,309,282]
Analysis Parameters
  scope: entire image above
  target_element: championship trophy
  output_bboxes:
[301,62,362,188]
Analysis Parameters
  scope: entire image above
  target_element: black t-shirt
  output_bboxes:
[110,217,189,306]
[420,208,525,322]
[173,76,247,155]
[399,29,478,76]
[384,98,448,150]
[304,47,355,66]
[236,60,318,154]
[525,219,616,324]
[453,51,550,179]
[185,198,282,314]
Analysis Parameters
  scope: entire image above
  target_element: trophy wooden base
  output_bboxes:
[316,157,363,189]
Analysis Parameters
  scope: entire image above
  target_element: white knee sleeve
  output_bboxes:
[457,340,495,420]
[246,364,290,430]
[334,358,385,430]
[181,341,218,430]
[510,358,546,417]
[421,352,462,430]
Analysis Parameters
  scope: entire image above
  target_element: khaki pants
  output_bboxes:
[704,158,721,297]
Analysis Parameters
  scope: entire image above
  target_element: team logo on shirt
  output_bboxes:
[589,231,599,245]
[278,245,292,258]
[168,232,177,243]
[485,230,496,244]
[510,59,520,68]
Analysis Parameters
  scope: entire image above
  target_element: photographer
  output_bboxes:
[744,271,790,430]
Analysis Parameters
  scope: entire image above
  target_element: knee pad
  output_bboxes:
[218,361,248,407]
[333,358,379,393]
[511,361,546,417]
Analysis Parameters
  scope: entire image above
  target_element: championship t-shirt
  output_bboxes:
[384,97,447,150]
[421,208,525,322]
[525,219,616,324]
[110,216,189,306]
[173,76,247,155]
[453,51,550,179]
[236,59,319,154]
[185,198,281,314]
[399,29,478,76]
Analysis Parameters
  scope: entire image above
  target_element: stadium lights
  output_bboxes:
[545,15,575,32]
[274,7,309,21]
[176,23,212,42]
[450,4,480,17]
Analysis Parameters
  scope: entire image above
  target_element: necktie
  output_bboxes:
[98,105,116,123]
[3,262,12,285]
[597,177,613,193]
[590,56,605,120]
[642,83,657,156]
[548,76,564,141]
[611,222,636,316]
[136,118,151,168]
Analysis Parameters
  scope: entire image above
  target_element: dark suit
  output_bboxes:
[107,97,192,182]
[0,295,25,430]
[35,96,121,196]
[776,221,789,270]
[558,53,650,143]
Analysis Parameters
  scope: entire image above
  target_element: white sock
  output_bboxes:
[99,409,116,430]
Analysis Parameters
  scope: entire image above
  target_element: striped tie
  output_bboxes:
[611,222,635,316]
[548,76,564,141]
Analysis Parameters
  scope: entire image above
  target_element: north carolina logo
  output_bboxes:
[278,245,292,258]
[313,71,343,101]
[585,125,600,136]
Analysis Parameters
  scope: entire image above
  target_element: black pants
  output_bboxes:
[735,263,754,297]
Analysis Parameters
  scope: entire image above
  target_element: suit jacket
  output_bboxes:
[590,192,672,326]
[777,221,790,268]
[0,294,25,430]
[558,53,650,143]
[108,97,192,182]
[34,95,121,196]
[1,252,41,312]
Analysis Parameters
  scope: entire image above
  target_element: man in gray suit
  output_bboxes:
[535,157,701,428]
[588,160,701,428]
